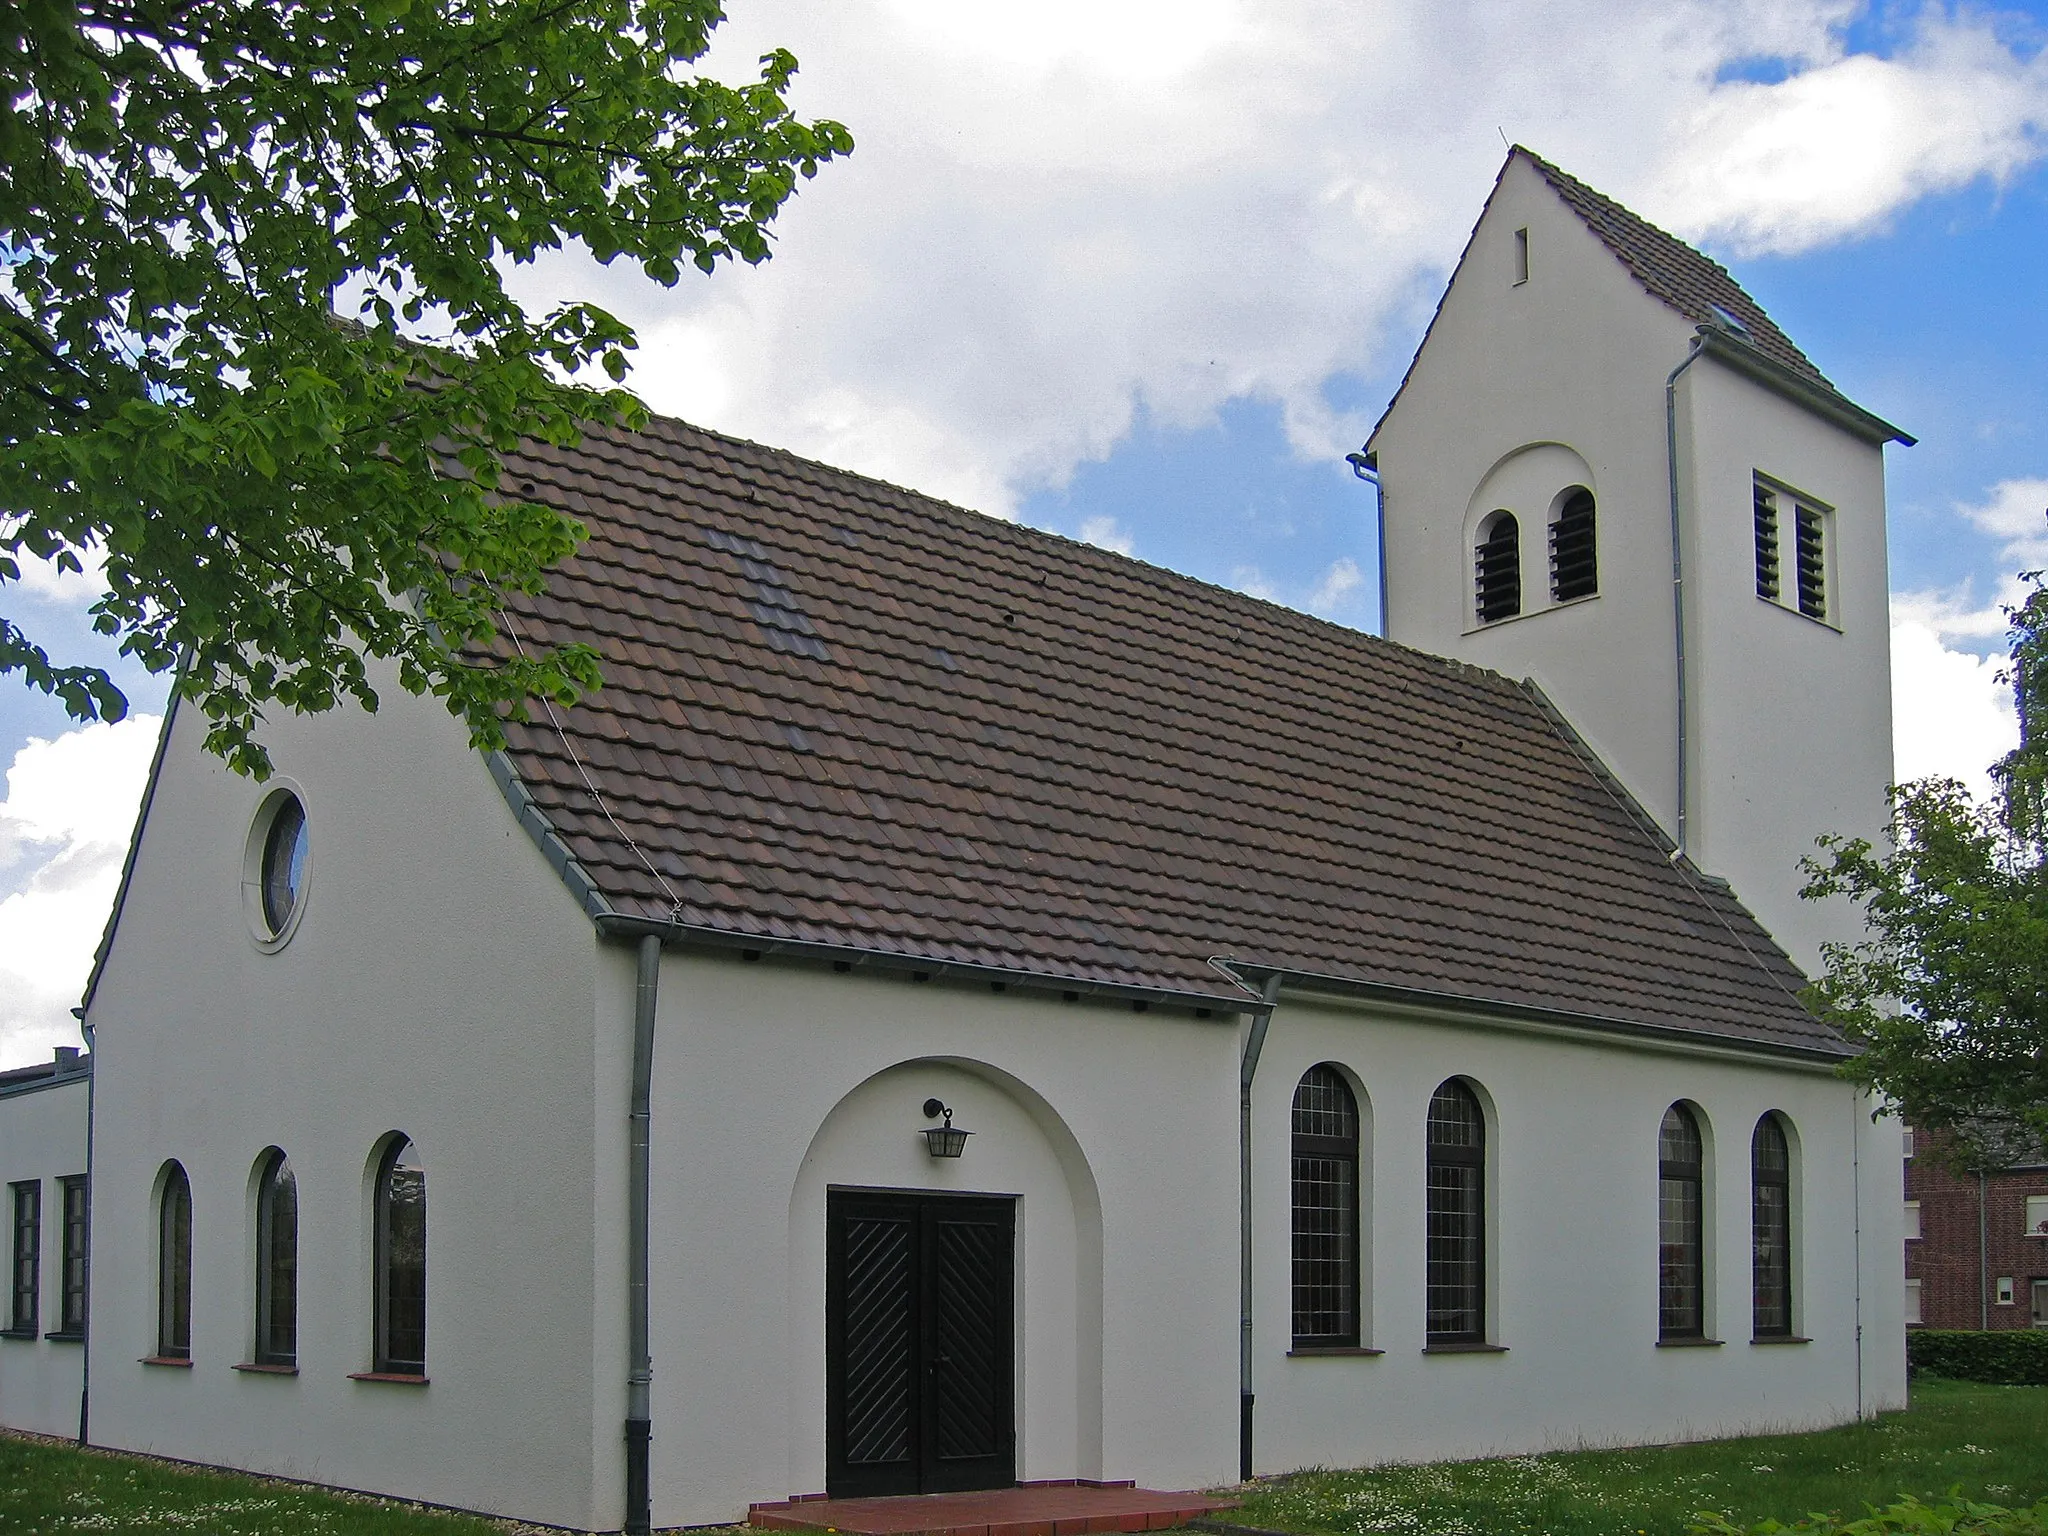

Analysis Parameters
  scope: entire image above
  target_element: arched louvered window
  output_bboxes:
[157,1163,191,1361]
[374,1137,427,1375]
[1658,1104,1705,1339]
[1292,1066,1359,1347]
[1752,1115,1793,1338]
[1550,488,1598,602]
[1425,1080,1485,1343]
[1474,513,1521,624]
[253,1150,297,1367]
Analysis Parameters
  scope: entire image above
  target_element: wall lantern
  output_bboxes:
[922,1098,972,1158]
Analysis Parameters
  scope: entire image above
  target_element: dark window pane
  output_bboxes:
[1291,1067,1358,1345]
[1426,1081,1485,1341]
[377,1139,427,1373]
[261,796,308,934]
[10,1182,39,1334]
[159,1166,191,1359]
[58,1177,87,1334]
[1752,1116,1793,1336]
[256,1154,297,1365]
[1658,1105,1704,1338]
[1549,488,1598,602]
[1475,514,1521,624]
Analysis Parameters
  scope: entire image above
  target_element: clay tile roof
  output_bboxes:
[1514,147,1834,391]
[490,414,1842,1057]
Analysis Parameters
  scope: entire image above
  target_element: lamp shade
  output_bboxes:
[921,1098,972,1158]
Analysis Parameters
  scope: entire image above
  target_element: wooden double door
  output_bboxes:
[825,1189,1016,1498]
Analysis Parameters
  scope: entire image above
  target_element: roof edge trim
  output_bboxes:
[485,749,615,923]
[1220,961,1853,1067]
[1696,327,1915,446]
[80,683,185,1019]
[0,1062,93,1102]
[594,912,1259,1016]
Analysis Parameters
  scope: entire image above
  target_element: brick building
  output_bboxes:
[1904,1129,2048,1329]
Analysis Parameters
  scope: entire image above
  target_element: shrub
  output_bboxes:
[1692,1495,2048,1536]
[1909,1331,2048,1385]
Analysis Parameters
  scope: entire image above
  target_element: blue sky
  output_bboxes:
[5,0,2048,1064]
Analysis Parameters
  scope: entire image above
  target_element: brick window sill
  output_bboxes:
[1751,1335,1813,1346]
[1287,1345,1385,1358]
[348,1371,428,1385]
[1422,1341,1508,1355]
[140,1355,193,1368]
[1656,1337,1724,1348]
[232,1361,298,1375]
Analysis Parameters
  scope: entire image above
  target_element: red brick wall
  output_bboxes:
[1904,1136,2048,1330]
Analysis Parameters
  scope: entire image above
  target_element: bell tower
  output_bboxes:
[1364,148,1911,975]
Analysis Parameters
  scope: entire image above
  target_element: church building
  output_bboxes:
[16,149,1910,1532]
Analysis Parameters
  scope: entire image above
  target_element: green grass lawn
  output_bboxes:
[1223,1380,2048,1536]
[0,1431,519,1535]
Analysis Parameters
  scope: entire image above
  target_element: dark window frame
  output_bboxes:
[7,1181,39,1337]
[52,1175,87,1339]
[260,794,308,935]
[1752,1115,1794,1338]
[1658,1105,1705,1340]
[158,1164,192,1360]
[253,1151,298,1367]
[1290,1065,1361,1348]
[1548,488,1598,603]
[1474,512,1521,625]
[1425,1079,1486,1345]
[373,1136,427,1375]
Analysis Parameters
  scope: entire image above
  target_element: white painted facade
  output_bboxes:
[1368,152,1900,976]
[0,1065,90,1437]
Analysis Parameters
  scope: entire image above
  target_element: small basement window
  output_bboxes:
[1905,1278,1923,1326]
[1474,511,1521,625]
[1997,1275,2015,1306]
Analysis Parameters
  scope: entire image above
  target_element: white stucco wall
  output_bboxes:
[0,1072,89,1436]
[1678,361,1894,973]
[630,951,1243,1528]
[1250,995,1905,1474]
[84,687,608,1530]
[1369,153,1899,973]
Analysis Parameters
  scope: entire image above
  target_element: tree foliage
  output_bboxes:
[2,0,851,773]
[1803,568,2048,1168]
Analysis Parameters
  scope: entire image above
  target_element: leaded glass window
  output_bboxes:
[56,1175,87,1337]
[375,1137,427,1374]
[1752,1115,1793,1338]
[254,1151,297,1366]
[1291,1067,1359,1346]
[158,1164,191,1360]
[1658,1104,1704,1339]
[1425,1079,1485,1343]
[8,1181,38,1334]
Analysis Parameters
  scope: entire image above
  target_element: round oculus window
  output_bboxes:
[243,786,311,948]
[261,795,308,933]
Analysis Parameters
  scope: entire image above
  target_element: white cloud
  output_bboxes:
[1307,557,1366,618]
[504,1,2048,520]
[1887,478,2048,797]
[0,716,160,1068]
[1078,516,1135,556]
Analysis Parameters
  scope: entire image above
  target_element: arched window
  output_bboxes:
[1752,1115,1793,1338]
[1425,1079,1485,1343]
[254,1150,297,1367]
[157,1163,191,1361]
[1658,1104,1705,1339]
[1291,1066,1359,1347]
[1550,488,1598,602]
[375,1138,427,1374]
[1474,513,1521,624]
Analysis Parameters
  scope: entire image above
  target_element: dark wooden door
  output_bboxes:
[826,1190,1016,1497]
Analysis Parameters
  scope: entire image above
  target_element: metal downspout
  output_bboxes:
[1238,974,1284,1481]
[1346,453,1389,637]
[1665,333,1707,859]
[1851,1092,1864,1417]
[626,934,660,1536]
[77,1018,95,1446]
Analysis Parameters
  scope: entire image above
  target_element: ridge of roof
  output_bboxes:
[485,408,1844,1058]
